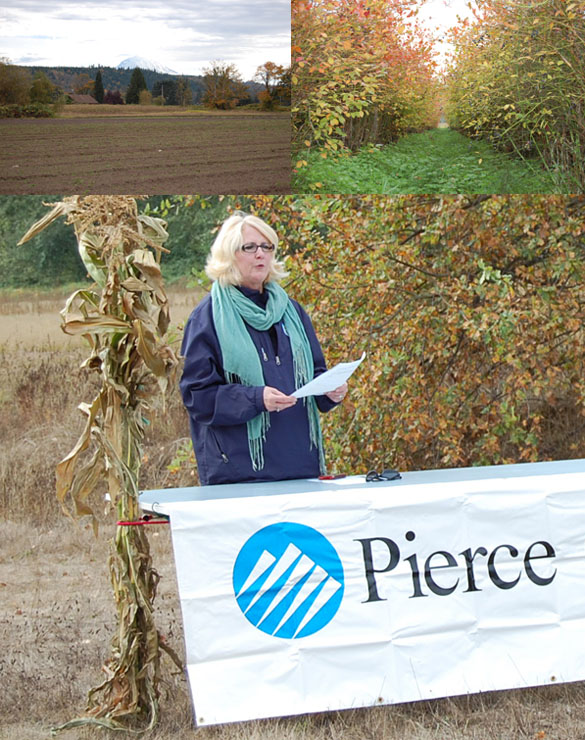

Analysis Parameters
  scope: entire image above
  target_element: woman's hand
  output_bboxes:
[326,382,348,404]
[263,386,298,413]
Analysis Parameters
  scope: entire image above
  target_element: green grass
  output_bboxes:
[293,128,564,194]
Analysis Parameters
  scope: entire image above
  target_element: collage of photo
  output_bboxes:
[1,1,585,739]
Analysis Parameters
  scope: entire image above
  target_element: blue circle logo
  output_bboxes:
[233,522,344,639]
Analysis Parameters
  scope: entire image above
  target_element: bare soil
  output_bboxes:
[0,114,290,194]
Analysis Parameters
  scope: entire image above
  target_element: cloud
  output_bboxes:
[12,52,45,63]
[1,0,289,78]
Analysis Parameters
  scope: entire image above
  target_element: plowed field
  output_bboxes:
[0,113,290,194]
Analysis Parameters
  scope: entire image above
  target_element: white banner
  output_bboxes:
[165,463,585,726]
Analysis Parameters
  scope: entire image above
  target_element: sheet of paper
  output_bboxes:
[292,351,366,398]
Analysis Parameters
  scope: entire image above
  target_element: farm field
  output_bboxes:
[0,113,290,194]
[0,286,198,348]
[3,286,585,739]
[59,103,259,118]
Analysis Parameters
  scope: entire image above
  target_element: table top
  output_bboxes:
[139,458,585,514]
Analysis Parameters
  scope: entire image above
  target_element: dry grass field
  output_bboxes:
[0,111,290,195]
[2,288,585,740]
[60,104,264,118]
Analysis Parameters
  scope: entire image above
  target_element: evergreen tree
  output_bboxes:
[152,79,178,105]
[125,67,147,104]
[94,70,104,103]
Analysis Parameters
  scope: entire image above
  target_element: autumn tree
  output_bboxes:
[254,61,285,109]
[125,67,148,104]
[0,58,31,104]
[29,71,55,104]
[275,66,291,106]
[139,89,153,105]
[202,61,248,109]
[244,194,585,473]
[73,73,94,95]
[94,70,104,103]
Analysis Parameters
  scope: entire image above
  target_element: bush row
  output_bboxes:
[0,102,55,118]
[292,0,440,160]
[445,0,585,192]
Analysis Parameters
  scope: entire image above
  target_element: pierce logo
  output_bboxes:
[233,522,344,639]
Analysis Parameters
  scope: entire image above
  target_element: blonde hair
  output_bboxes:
[205,212,288,287]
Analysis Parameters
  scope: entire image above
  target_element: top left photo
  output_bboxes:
[0,0,291,195]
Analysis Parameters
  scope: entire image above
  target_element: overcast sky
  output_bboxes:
[417,0,476,69]
[0,0,290,80]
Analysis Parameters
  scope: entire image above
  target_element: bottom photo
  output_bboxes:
[2,193,585,739]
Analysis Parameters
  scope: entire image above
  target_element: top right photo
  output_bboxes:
[292,0,585,194]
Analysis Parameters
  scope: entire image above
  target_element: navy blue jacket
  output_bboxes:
[180,286,338,485]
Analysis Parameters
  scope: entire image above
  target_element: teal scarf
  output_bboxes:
[211,280,324,473]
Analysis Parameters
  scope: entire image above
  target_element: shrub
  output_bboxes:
[292,0,440,158]
[249,194,585,472]
[0,102,54,118]
[139,89,153,106]
[103,89,124,105]
[258,90,278,111]
[446,0,585,191]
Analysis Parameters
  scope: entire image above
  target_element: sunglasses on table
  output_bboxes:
[366,469,402,482]
[241,243,275,253]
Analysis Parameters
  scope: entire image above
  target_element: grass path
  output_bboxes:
[293,128,562,194]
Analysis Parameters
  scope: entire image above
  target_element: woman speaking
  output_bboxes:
[179,211,347,486]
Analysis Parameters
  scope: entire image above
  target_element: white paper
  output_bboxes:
[292,351,366,398]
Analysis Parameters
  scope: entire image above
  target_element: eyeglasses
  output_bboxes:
[241,243,275,254]
[366,469,402,482]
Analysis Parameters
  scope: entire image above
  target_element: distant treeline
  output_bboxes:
[0,196,232,289]
[1,59,290,114]
[23,65,264,105]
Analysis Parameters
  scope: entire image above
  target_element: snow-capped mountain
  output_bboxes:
[116,56,177,75]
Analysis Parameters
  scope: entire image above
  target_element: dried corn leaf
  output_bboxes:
[78,231,108,287]
[56,394,102,504]
[134,320,167,378]
[131,249,165,298]
[61,288,100,320]
[17,197,79,246]
[121,276,151,292]
[137,214,169,253]
[63,315,132,335]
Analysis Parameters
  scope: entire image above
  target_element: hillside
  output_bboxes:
[22,65,263,103]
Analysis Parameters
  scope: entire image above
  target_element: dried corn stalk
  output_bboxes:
[19,195,182,734]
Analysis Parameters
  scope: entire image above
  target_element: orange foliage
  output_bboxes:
[292,0,440,157]
[247,195,585,474]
